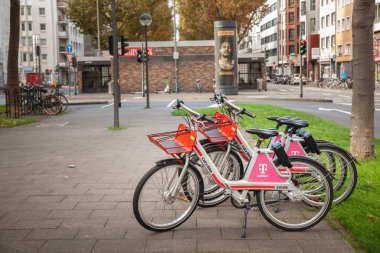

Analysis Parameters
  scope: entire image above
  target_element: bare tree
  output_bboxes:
[7,0,20,107]
[350,0,375,159]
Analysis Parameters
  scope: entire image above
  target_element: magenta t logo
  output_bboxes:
[258,164,268,174]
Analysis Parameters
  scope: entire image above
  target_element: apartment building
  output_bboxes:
[19,0,84,84]
[260,0,278,73]
[319,0,336,79]
[336,0,353,78]
[0,0,10,88]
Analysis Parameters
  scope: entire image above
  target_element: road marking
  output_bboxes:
[319,107,351,115]
[339,95,350,98]
[336,103,352,106]
[280,89,287,92]
[376,109,380,112]
[322,93,332,96]
[101,103,113,108]
[36,122,70,127]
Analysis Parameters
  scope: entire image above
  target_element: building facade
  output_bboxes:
[18,0,84,84]
[374,0,380,81]
[336,0,353,78]
[260,0,278,74]
[0,0,10,89]
[319,0,336,79]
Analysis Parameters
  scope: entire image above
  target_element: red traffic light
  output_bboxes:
[301,39,307,46]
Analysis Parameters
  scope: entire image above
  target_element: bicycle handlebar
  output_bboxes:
[172,99,217,124]
[213,93,256,118]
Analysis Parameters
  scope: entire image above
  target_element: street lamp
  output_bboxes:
[140,13,152,109]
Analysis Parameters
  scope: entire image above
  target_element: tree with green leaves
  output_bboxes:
[67,0,173,49]
[177,0,267,43]
[350,0,375,159]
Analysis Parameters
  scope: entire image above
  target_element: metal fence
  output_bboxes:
[5,87,46,118]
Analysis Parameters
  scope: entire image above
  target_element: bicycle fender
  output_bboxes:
[155,158,181,166]
[315,140,360,165]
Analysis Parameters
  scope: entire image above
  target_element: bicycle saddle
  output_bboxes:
[279,119,309,129]
[246,128,278,139]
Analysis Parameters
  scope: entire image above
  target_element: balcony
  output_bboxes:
[57,1,68,9]
[58,16,68,23]
[58,31,68,38]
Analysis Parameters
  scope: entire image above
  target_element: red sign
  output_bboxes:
[120,48,154,57]
[373,36,379,58]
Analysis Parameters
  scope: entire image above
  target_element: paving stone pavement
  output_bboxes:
[0,105,356,253]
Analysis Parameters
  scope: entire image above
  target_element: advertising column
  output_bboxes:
[214,21,238,95]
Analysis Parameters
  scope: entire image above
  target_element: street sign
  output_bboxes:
[66,44,73,53]
[66,53,74,63]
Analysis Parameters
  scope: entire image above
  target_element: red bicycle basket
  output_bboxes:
[147,124,197,154]
[198,112,237,143]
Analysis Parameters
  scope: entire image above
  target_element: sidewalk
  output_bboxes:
[0,104,355,252]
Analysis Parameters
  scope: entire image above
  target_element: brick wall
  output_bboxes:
[118,45,215,93]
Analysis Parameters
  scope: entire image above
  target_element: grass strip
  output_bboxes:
[0,105,38,127]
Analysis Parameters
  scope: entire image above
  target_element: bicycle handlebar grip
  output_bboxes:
[244,110,256,118]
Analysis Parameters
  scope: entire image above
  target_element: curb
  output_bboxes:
[246,97,333,103]
[68,101,109,105]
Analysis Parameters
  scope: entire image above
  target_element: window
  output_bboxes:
[23,53,27,62]
[40,23,46,31]
[342,19,345,32]
[331,35,336,47]
[39,8,45,15]
[345,43,351,55]
[28,22,32,31]
[321,0,324,6]
[321,17,325,28]
[29,53,33,61]
[310,0,316,11]
[27,6,31,15]
[337,45,343,56]
[289,29,295,40]
[321,38,325,48]
[27,37,32,46]
[40,39,47,45]
[346,17,351,30]
[326,36,330,48]
[20,7,24,15]
[326,15,330,27]
[21,23,25,31]
[301,22,305,35]
[332,12,336,25]
[377,3,380,22]
[21,37,26,46]
[289,45,295,54]
[337,20,341,32]
[42,54,47,60]
[289,12,295,23]
[310,18,316,32]
[289,0,295,8]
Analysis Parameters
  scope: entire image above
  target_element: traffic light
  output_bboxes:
[108,35,113,55]
[72,55,77,68]
[121,36,129,55]
[137,50,143,63]
[265,51,269,62]
[300,39,307,55]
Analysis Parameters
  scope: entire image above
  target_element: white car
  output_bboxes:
[290,74,306,85]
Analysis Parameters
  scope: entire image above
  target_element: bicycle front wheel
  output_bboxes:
[58,94,68,112]
[133,159,202,232]
[257,156,333,231]
[43,95,62,115]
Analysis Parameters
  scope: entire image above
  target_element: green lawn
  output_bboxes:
[0,105,38,127]
[173,104,380,253]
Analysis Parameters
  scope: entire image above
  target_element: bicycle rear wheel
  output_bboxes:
[257,156,333,231]
[57,94,68,112]
[43,95,62,115]
[133,159,202,232]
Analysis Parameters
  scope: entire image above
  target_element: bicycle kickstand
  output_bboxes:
[242,202,251,238]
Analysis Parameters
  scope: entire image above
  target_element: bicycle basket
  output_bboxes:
[198,112,237,143]
[147,124,197,155]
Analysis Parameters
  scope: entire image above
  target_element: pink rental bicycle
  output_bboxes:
[133,99,333,237]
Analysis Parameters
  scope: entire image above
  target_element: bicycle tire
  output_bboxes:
[43,95,62,115]
[133,159,203,232]
[257,156,333,231]
[58,94,68,112]
[309,144,357,204]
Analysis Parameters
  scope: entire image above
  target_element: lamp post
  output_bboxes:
[112,0,119,127]
[140,13,152,109]
[96,0,101,56]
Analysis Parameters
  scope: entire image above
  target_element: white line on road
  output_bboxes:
[322,93,332,96]
[101,100,127,109]
[376,109,380,112]
[319,107,351,115]
[339,95,350,98]
[336,103,352,106]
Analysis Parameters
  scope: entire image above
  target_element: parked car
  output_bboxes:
[289,74,306,85]
[281,74,291,85]
[273,74,284,84]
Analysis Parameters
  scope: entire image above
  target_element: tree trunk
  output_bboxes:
[7,0,21,107]
[350,0,375,159]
